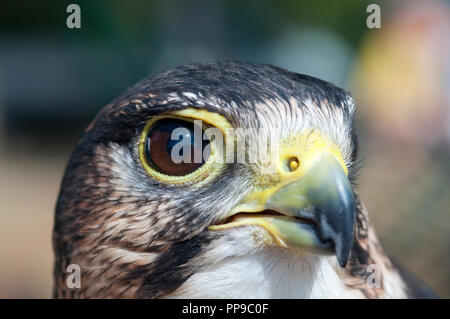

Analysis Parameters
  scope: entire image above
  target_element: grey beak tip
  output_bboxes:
[317,203,355,268]
[336,214,355,268]
[336,240,352,268]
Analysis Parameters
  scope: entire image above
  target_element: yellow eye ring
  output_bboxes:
[138,108,232,186]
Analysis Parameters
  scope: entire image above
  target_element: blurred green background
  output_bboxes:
[0,0,449,298]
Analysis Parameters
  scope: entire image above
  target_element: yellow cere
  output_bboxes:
[288,157,300,171]
[213,130,348,218]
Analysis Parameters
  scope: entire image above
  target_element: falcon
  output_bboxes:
[53,61,435,298]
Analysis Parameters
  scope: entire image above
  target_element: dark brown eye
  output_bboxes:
[144,118,210,176]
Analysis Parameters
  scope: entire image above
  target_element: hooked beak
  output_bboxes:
[209,137,355,268]
[265,155,355,267]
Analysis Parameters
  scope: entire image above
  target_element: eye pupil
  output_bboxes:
[144,118,210,176]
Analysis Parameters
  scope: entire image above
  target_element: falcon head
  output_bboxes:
[54,61,408,298]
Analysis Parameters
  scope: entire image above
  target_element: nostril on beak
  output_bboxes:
[287,157,300,172]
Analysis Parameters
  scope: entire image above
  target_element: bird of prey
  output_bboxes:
[53,61,435,298]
